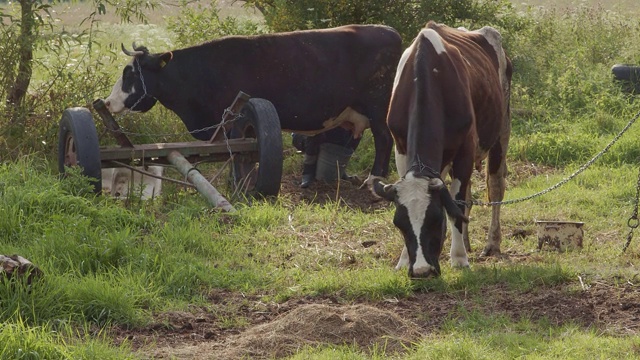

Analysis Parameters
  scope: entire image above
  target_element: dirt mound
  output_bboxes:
[215,303,422,359]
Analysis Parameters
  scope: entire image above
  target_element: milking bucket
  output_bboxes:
[535,220,584,252]
[315,143,354,182]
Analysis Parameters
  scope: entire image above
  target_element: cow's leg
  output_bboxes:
[448,177,470,268]
[363,108,394,186]
[300,134,323,188]
[449,156,473,268]
[394,147,408,178]
[395,245,410,270]
[483,133,510,256]
[324,126,361,182]
[393,148,410,272]
[445,163,473,252]
[463,184,472,252]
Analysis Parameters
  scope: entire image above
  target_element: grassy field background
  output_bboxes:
[517,0,639,13]
[1,0,640,359]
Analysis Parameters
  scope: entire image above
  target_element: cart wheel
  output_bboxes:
[57,107,102,193]
[230,98,283,197]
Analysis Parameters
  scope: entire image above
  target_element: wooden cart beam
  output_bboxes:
[99,139,258,163]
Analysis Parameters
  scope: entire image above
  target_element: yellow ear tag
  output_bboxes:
[160,51,174,68]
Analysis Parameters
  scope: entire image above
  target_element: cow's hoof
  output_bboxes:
[341,173,361,185]
[300,174,315,188]
[361,175,384,190]
[450,257,470,269]
[481,245,501,257]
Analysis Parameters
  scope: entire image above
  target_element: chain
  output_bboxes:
[623,164,640,253]
[108,120,228,138]
[127,59,149,112]
[109,107,242,139]
[470,108,640,207]
[220,107,240,158]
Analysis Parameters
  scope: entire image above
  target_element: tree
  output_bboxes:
[4,0,39,137]
[0,0,157,154]
[243,0,517,44]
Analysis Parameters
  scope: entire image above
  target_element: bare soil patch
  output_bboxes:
[278,171,389,213]
[113,281,640,359]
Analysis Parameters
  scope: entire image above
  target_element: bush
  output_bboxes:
[245,0,520,44]
[166,0,265,47]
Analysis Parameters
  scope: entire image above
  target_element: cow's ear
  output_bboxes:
[158,51,174,68]
[439,187,469,223]
[372,179,396,202]
[146,51,173,70]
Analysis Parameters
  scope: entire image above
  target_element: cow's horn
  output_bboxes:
[121,43,143,57]
[373,179,396,201]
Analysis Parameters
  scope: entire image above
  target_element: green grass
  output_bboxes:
[289,318,640,360]
[411,320,640,360]
[516,0,640,15]
[1,156,637,358]
[0,315,135,359]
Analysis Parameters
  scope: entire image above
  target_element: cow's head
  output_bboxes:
[104,43,173,114]
[373,172,468,278]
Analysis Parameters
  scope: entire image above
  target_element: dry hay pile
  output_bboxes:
[216,303,423,359]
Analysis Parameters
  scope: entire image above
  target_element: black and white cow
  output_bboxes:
[374,21,513,278]
[104,25,403,183]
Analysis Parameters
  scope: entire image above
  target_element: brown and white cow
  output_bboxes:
[373,21,512,278]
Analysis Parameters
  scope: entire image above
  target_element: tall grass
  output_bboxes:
[0,312,135,359]
[507,6,640,166]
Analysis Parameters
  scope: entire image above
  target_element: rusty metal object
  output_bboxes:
[93,98,134,148]
[536,220,584,252]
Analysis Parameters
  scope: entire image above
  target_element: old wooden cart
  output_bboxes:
[57,92,283,211]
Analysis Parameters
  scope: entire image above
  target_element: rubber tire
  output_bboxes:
[612,64,640,93]
[230,98,283,197]
[57,107,102,193]
[612,64,640,82]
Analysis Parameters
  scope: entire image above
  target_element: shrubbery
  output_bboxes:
[166,0,265,47]
[245,0,520,44]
